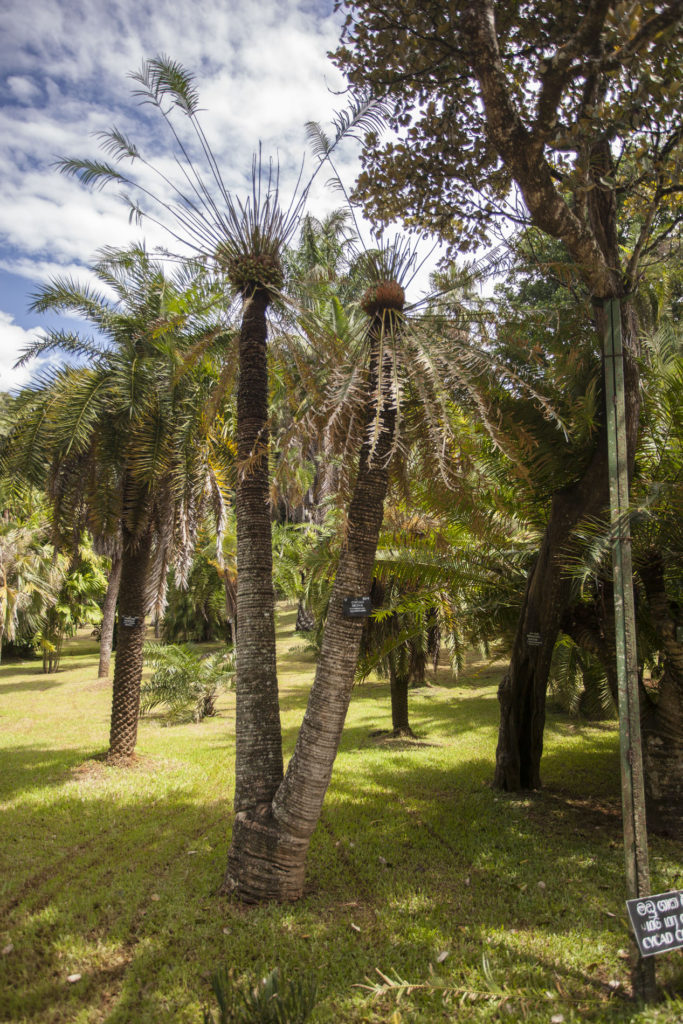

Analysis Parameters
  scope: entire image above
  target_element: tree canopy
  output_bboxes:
[335,0,682,297]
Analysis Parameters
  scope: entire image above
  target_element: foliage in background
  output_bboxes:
[548,633,616,719]
[35,542,107,673]
[162,537,234,644]
[0,515,59,664]
[140,642,234,723]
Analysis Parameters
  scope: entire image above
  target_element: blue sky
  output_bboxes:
[0,0,361,390]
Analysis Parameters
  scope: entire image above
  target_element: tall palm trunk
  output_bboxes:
[98,554,121,679]
[389,660,413,737]
[638,554,683,840]
[225,301,401,902]
[108,528,152,761]
[493,300,640,790]
[233,287,283,812]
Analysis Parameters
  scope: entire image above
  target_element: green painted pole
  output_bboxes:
[602,297,656,1002]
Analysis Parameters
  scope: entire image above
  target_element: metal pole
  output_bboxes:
[602,296,656,1002]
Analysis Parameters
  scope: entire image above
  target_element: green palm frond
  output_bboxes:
[130,55,201,115]
[56,158,128,191]
[141,642,234,722]
[96,127,141,161]
[14,330,107,369]
[8,245,234,605]
[549,634,616,719]
[29,276,116,323]
[305,89,390,161]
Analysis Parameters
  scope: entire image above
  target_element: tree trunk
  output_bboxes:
[107,528,152,762]
[224,302,401,902]
[389,661,414,737]
[295,598,316,632]
[639,554,683,840]
[222,570,236,647]
[494,301,640,790]
[98,554,121,679]
[233,287,283,813]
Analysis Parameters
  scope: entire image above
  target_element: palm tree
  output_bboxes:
[56,57,557,899]
[0,517,59,664]
[223,248,410,900]
[58,53,387,793]
[223,234,554,900]
[6,245,232,760]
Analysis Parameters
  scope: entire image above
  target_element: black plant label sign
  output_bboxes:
[626,890,683,956]
[342,596,372,618]
[120,615,142,628]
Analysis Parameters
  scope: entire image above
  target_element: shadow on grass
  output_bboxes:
[0,744,102,799]
[2,726,680,1024]
[0,661,66,692]
[0,753,645,1024]
[0,678,65,694]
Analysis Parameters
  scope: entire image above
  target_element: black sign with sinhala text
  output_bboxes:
[342,596,372,619]
[626,889,683,957]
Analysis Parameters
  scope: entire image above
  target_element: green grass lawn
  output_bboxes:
[1,606,681,1023]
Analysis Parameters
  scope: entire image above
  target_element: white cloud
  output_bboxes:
[0,1,407,376]
[0,0,352,268]
[0,311,46,392]
[6,75,42,104]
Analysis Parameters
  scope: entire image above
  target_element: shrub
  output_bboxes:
[140,643,234,723]
[203,967,318,1024]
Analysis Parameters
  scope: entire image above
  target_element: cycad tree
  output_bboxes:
[56,57,555,900]
[224,233,558,899]
[58,53,387,803]
[5,245,232,760]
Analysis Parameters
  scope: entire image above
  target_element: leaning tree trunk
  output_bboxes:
[233,286,283,814]
[639,553,683,840]
[98,554,121,679]
[107,528,152,762]
[494,300,640,790]
[224,294,403,902]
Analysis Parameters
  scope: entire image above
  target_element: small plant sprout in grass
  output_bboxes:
[140,641,234,722]
[203,966,318,1024]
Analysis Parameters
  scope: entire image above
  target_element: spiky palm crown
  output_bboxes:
[360,279,405,317]
[58,56,388,306]
[218,246,284,299]
[276,219,574,524]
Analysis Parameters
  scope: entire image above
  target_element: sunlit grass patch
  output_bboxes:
[0,607,681,1022]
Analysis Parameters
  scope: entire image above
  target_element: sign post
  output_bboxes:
[603,297,656,1002]
[342,596,372,619]
[626,890,683,957]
